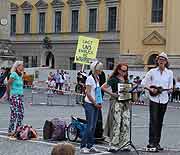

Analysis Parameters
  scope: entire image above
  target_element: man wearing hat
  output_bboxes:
[141,52,173,151]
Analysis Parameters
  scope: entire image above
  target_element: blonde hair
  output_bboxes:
[51,143,75,155]
[11,61,23,73]
[90,61,103,74]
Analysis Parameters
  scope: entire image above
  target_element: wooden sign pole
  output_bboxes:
[81,64,85,72]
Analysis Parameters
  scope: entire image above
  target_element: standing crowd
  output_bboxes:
[47,69,70,92]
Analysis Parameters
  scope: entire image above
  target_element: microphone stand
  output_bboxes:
[119,85,140,155]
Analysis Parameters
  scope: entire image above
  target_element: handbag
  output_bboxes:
[95,86,103,104]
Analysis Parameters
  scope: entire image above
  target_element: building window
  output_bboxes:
[39,12,45,33]
[32,56,37,67]
[106,58,114,70]
[71,10,79,32]
[70,57,76,70]
[151,0,163,23]
[11,14,16,34]
[55,11,61,33]
[23,56,29,68]
[89,8,97,32]
[24,13,30,33]
[108,7,117,32]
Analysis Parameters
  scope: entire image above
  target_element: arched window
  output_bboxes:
[46,52,55,68]
[148,54,158,65]
[151,0,163,23]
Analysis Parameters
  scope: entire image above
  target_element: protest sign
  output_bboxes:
[74,36,99,64]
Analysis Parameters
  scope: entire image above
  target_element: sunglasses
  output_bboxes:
[158,58,166,61]
[120,69,127,73]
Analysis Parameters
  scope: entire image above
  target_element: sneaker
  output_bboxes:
[89,146,101,153]
[107,146,119,152]
[146,144,158,152]
[156,144,164,151]
[121,146,131,152]
[147,144,156,148]
[80,147,90,154]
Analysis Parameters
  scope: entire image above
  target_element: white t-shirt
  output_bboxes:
[59,74,65,83]
[84,75,100,103]
[64,73,70,84]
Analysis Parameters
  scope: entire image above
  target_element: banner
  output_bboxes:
[74,36,99,65]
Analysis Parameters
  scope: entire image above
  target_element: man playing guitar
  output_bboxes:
[141,52,173,152]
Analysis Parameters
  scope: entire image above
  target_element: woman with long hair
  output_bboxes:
[7,61,24,137]
[101,63,130,152]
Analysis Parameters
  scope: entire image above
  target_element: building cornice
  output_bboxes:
[84,0,100,6]
[51,0,65,8]
[35,0,48,9]
[67,0,82,7]
[20,1,33,10]
[104,0,119,5]
[10,2,19,11]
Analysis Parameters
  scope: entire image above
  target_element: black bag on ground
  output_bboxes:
[43,120,54,140]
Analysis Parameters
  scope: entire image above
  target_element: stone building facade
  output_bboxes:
[119,0,180,75]
[0,0,15,67]
[10,0,120,70]
[9,0,180,76]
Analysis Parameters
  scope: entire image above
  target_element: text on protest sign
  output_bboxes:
[74,36,99,64]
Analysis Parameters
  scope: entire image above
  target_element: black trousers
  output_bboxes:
[149,100,167,146]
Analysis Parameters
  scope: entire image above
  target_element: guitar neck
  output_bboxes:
[144,87,170,92]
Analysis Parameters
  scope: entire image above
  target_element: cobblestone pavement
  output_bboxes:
[0,89,180,155]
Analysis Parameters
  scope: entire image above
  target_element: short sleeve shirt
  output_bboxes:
[84,75,100,103]
[9,72,23,95]
[107,76,124,93]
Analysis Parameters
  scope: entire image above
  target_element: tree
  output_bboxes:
[43,36,52,49]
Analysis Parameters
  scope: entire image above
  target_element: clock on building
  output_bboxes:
[0,18,8,26]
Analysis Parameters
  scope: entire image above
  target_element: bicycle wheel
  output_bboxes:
[67,123,78,142]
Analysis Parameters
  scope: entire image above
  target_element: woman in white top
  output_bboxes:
[80,61,103,154]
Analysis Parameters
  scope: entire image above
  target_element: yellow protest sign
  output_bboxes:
[74,36,99,65]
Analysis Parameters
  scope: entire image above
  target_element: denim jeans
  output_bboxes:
[80,102,98,149]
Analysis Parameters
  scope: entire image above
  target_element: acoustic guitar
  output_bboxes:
[145,85,170,97]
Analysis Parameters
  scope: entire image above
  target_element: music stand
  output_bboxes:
[118,84,140,155]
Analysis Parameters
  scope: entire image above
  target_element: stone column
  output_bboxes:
[0,0,15,67]
[0,0,10,40]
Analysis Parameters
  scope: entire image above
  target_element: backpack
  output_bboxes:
[43,118,66,141]
[75,84,83,93]
[43,120,54,140]
[15,125,38,140]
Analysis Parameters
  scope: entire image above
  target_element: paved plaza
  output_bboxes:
[0,89,180,155]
